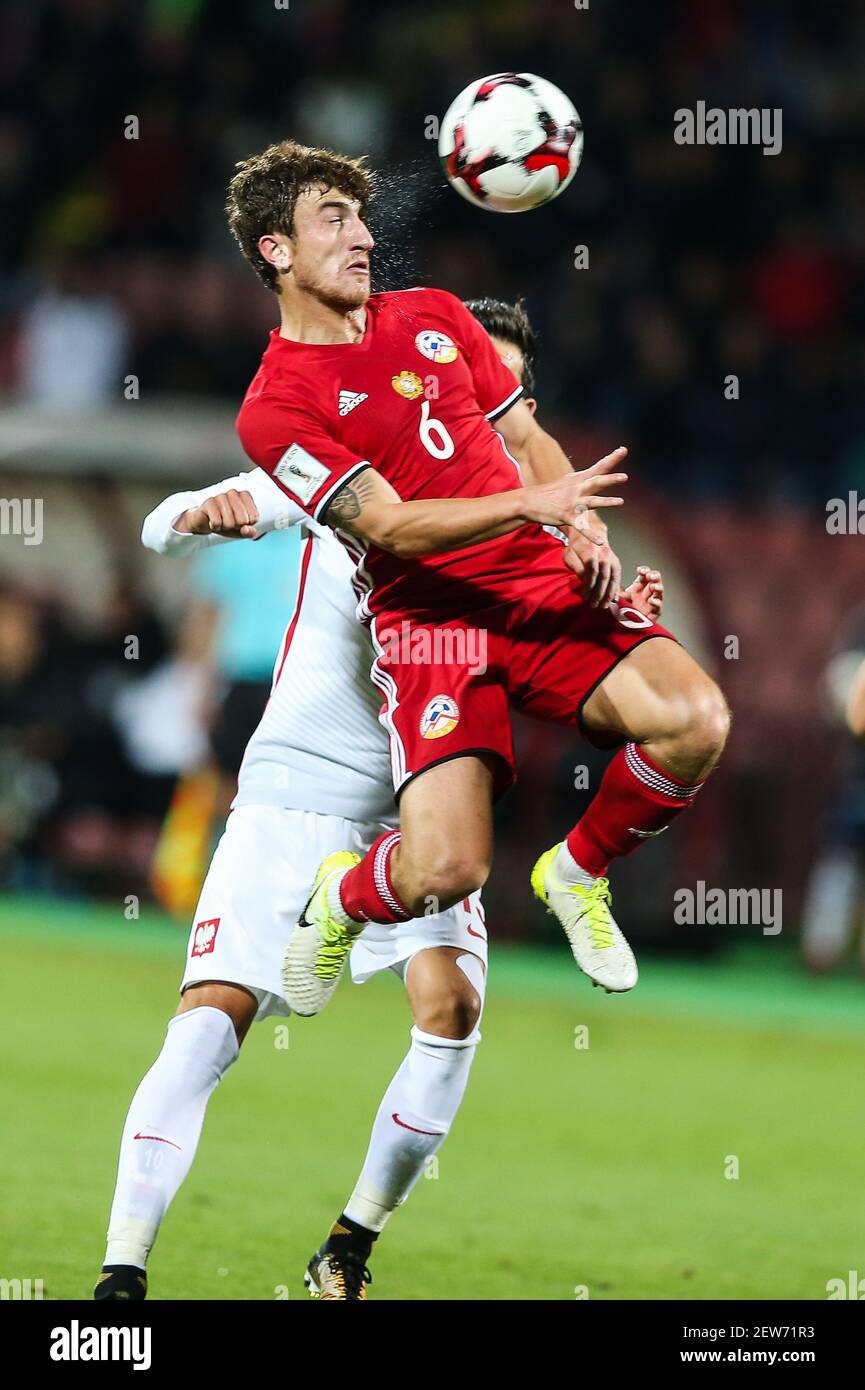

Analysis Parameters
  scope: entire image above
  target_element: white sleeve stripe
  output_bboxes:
[312,460,372,522]
[485,382,524,421]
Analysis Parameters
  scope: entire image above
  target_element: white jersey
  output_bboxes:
[141,469,396,825]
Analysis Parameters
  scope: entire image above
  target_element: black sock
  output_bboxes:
[323,1213,377,1261]
[94,1265,147,1301]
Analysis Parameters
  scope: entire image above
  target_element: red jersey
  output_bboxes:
[236,286,564,617]
[238,286,678,799]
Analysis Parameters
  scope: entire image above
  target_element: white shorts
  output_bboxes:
[181,804,488,1022]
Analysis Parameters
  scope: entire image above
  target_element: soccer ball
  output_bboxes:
[438,72,583,213]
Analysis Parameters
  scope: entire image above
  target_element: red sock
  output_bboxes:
[567,742,705,877]
[339,830,412,924]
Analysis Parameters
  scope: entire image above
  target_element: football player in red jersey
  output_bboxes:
[95,295,665,1305]
[227,140,730,1017]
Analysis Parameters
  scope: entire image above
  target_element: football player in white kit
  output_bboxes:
[94,301,664,1301]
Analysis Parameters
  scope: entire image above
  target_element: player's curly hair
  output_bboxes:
[226,140,375,292]
[464,296,538,396]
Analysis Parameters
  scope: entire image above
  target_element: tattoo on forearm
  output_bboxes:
[326,484,362,522]
[324,471,377,528]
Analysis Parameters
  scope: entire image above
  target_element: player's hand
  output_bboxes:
[522,447,628,542]
[179,489,261,539]
[564,529,623,608]
[619,566,664,619]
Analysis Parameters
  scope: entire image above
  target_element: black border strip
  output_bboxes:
[486,382,524,422]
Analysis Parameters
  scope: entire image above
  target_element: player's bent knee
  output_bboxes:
[658,676,730,759]
[423,849,491,906]
[176,981,258,1046]
[415,985,482,1041]
[399,856,489,913]
[684,680,731,763]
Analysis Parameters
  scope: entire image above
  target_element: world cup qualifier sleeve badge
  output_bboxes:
[419,695,460,740]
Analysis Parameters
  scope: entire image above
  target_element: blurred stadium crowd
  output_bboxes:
[1,0,864,944]
[3,0,863,493]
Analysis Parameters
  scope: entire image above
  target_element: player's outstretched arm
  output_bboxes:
[322,449,628,557]
[141,470,301,555]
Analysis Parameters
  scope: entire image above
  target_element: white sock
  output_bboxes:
[344,1020,480,1234]
[554,839,596,888]
[103,1006,238,1269]
[325,872,365,931]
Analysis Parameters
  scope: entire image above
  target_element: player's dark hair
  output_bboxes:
[226,140,375,292]
[464,296,538,397]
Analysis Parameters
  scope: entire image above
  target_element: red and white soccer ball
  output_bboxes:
[438,72,583,213]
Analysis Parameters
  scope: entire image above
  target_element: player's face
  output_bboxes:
[287,186,374,311]
[489,334,536,415]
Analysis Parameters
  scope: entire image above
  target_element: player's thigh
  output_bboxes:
[374,614,515,814]
[404,945,485,1039]
[181,805,370,1031]
[582,637,727,745]
[507,574,676,731]
[175,981,259,1045]
[398,753,497,878]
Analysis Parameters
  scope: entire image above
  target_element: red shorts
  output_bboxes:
[369,567,677,800]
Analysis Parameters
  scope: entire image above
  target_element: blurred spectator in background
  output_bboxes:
[18,251,129,407]
[0,576,176,892]
[0,587,64,884]
[846,654,865,741]
[0,0,859,499]
[800,618,865,973]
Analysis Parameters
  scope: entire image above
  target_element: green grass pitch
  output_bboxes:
[1,896,863,1301]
